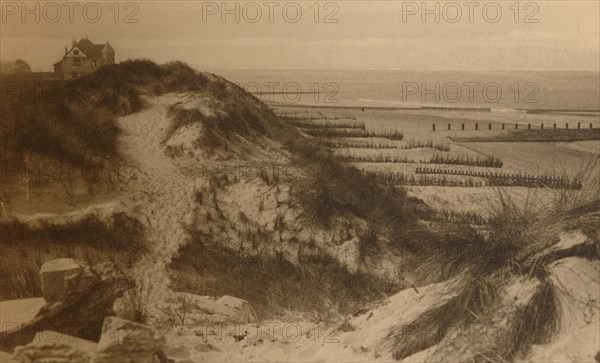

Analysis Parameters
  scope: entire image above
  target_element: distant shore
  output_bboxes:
[267,102,493,112]
[267,101,600,114]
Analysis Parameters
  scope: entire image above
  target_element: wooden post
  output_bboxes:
[488,123,492,130]
[566,123,569,129]
[502,123,505,130]
[461,123,465,130]
[475,123,478,130]
[591,123,594,129]
[553,123,556,130]
[577,122,581,129]
[541,123,544,129]
[528,123,531,130]
[448,123,451,130]
[515,123,519,130]
[432,123,435,131]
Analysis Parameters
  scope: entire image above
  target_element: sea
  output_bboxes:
[210,69,600,112]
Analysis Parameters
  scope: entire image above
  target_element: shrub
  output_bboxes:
[119,282,151,324]
[157,292,195,327]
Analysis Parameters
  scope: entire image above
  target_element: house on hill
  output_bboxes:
[54,38,115,79]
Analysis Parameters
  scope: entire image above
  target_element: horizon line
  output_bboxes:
[205,66,600,72]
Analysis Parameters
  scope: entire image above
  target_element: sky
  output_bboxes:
[1,0,599,71]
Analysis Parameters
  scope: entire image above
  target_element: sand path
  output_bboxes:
[117,94,197,310]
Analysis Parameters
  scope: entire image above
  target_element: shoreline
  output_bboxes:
[267,101,600,115]
[268,102,489,112]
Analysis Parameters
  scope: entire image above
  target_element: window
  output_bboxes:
[73,57,80,66]
[73,50,79,55]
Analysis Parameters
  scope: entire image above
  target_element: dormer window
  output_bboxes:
[73,50,79,55]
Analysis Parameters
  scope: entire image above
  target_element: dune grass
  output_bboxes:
[160,72,434,322]
[10,60,593,360]
[486,158,600,275]
[0,61,211,167]
[160,66,599,359]
[169,240,394,320]
[391,158,600,360]
[0,213,146,300]
[166,101,268,151]
[391,275,497,360]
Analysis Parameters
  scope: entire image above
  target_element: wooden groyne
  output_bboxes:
[433,122,597,132]
[363,169,582,189]
[415,167,582,189]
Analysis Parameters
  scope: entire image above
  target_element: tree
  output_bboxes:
[14,59,31,73]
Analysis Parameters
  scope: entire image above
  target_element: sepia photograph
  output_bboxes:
[1,1,599,362]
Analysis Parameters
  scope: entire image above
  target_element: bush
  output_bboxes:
[157,292,195,327]
[119,282,151,324]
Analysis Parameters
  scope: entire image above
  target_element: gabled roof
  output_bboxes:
[56,38,114,65]
[101,42,115,54]
[75,39,105,59]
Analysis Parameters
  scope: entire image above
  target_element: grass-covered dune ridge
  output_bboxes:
[0,61,214,166]
[1,60,424,322]
[2,61,598,362]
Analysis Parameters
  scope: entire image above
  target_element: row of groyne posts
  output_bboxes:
[432,122,596,131]
[415,167,583,189]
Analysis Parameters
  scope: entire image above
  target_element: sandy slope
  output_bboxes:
[162,278,463,363]
[117,94,198,311]
[113,93,599,362]
[114,91,370,311]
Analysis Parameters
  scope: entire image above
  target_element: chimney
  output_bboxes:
[64,46,67,55]
[72,39,77,47]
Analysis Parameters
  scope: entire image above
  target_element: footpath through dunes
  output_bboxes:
[161,239,600,363]
[113,93,600,363]
[115,89,405,321]
[115,88,291,311]
[115,89,289,310]
[116,93,198,310]
[4,61,599,362]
